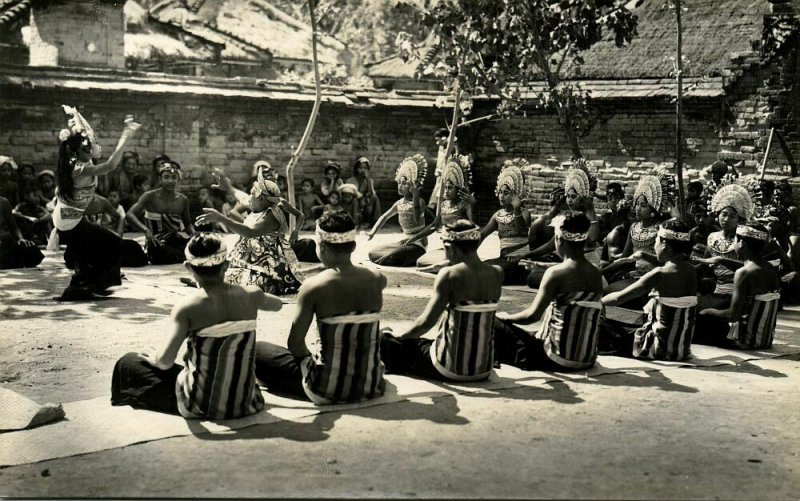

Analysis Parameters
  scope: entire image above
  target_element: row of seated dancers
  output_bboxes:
[111,210,780,420]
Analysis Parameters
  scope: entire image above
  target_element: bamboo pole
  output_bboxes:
[760,128,775,180]
[285,0,322,231]
[674,0,687,222]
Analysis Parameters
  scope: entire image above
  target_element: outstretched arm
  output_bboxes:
[496,267,559,325]
[83,118,141,177]
[602,268,660,306]
[139,302,190,370]
[366,200,399,240]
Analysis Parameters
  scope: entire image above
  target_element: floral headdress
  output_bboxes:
[58,105,96,145]
[395,154,428,186]
[495,158,529,198]
[633,165,676,214]
[441,154,472,189]
[563,158,597,199]
[708,174,759,221]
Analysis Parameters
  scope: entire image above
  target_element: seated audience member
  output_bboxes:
[297,178,325,230]
[111,233,282,418]
[381,220,503,381]
[686,180,704,206]
[194,186,224,233]
[17,163,36,187]
[696,223,780,349]
[120,174,150,213]
[601,219,698,361]
[338,183,362,227]
[320,161,343,201]
[597,181,626,236]
[0,195,43,269]
[13,183,52,244]
[126,161,195,265]
[323,190,344,215]
[494,212,604,371]
[37,170,57,212]
[254,212,387,404]
[0,156,20,207]
[107,151,140,200]
[347,156,381,228]
[688,198,719,257]
[600,198,634,264]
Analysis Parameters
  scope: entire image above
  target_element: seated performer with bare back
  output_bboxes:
[126,161,195,264]
[494,212,604,371]
[254,211,387,404]
[381,220,503,381]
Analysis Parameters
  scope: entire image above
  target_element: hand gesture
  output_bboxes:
[366,231,375,241]
[210,168,232,193]
[196,208,223,226]
[409,182,420,196]
[122,115,141,135]
[510,194,522,210]
[144,229,160,247]
[138,345,159,367]
[18,238,35,248]
[289,230,299,245]
[495,311,512,322]
[630,251,643,261]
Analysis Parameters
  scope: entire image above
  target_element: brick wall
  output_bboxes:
[28,2,125,69]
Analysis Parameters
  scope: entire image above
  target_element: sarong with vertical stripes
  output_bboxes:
[430,302,498,381]
[633,295,697,361]
[727,292,780,349]
[537,292,603,369]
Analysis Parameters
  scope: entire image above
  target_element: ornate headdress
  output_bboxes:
[709,174,759,221]
[552,212,588,242]
[563,158,596,199]
[441,225,481,242]
[657,226,691,242]
[736,225,769,242]
[252,160,274,180]
[59,105,96,145]
[495,158,529,198]
[0,156,17,171]
[157,160,183,180]
[633,165,676,214]
[252,177,281,199]
[441,154,472,189]
[316,223,357,244]
[184,239,228,267]
[395,154,428,186]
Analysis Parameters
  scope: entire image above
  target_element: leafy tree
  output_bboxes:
[397,0,640,159]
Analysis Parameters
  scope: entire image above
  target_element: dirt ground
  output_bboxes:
[1,230,799,499]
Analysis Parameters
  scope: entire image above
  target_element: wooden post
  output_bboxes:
[435,83,462,219]
[760,128,775,180]
[285,0,322,231]
[674,0,687,222]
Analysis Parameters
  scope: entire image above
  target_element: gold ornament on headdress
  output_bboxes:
[441,155,471,189]
[395,154,428,186]
[59,105,96,144]
[564,166,592,199]
[710,184,756,221]
[495,158,529,198]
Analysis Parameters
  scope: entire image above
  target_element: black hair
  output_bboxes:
[301,177,315,187]
[132,174,148,190]
[158,160,182,177]
[434,128,449,139]
[687,180,704,193]
[617,204,633,221]
[444,219,481,253]
[352,157,370,175]
[606,182,623,194]
[659,219,692,256]
[186,233,226,277]
[560,211,591,251]
[324,162,341,174]
[18,163,35,176]
[122,151,140,164]
[737,222,769,255]
[151,154,171,171]
[318,211,357,253]
[56,133,86,202]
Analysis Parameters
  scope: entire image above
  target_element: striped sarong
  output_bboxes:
[302,312,386,404]
[177,320,265,419]
[430,302,498,381]
[633,295,697,361]
[728,292,781,349]
[538,292,603,369]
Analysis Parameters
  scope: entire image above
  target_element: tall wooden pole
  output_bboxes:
[435,82,462,219]
[285,0,322,231]
[674,0,687,221]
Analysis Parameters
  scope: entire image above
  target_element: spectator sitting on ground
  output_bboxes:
[338,183,362,227]
[12,183,52,245]
[297,178,325,230]
[194,186,223,233]
[323,190,344,214]
[121,174,150,213]
[37,170,56,212]
[0,195,43,269]
[320,161,343,201]
[0,156,20,207]
[107,151,140,200]
[17,163,36,187]
[347,156,381,229]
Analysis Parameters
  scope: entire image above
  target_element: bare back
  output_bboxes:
[654,261,697,297]
[182,283,261,332]
[445,262,503,304]
[548,259,604,296]
[309,265,386,318]
[739,259,780,296]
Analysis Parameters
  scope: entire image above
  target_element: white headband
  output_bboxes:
[317,226,357,244]
[657,227,691,242]
[184,244,227,267]
[736,225,769,241]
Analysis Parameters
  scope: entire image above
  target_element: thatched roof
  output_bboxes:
[368,0,775,81]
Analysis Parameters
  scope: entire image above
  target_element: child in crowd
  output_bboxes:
[196,169,307,295]
[17,163,36,186]
[601,219,698,361]
[322,190,344,214]
[0,156,19,206]
[112,233,282,418]
[381,220,503,381]
[494,212,604,371]
[688,199,719,257]
[13,183,52,245]
[254,211,387,404]
[276,174,289,195]
[121,174,150,212]
[221,190,246,223]
[320,161,343,201]
[37,170,56,211]
[297,178,325,230]
[195,186,223,233]
[0,195,43,269]
[697,223,780,349]
[348,156,381,228]
[338,183,362,227]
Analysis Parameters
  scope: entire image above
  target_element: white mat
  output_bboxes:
[2,341,798,468]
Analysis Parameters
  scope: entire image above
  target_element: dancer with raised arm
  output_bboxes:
[53,106,140,300]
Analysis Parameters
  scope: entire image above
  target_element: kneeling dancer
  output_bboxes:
[111,233,282,418]
[255,212,387,404]
[494,212,604,371]
[381,220,503,381]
